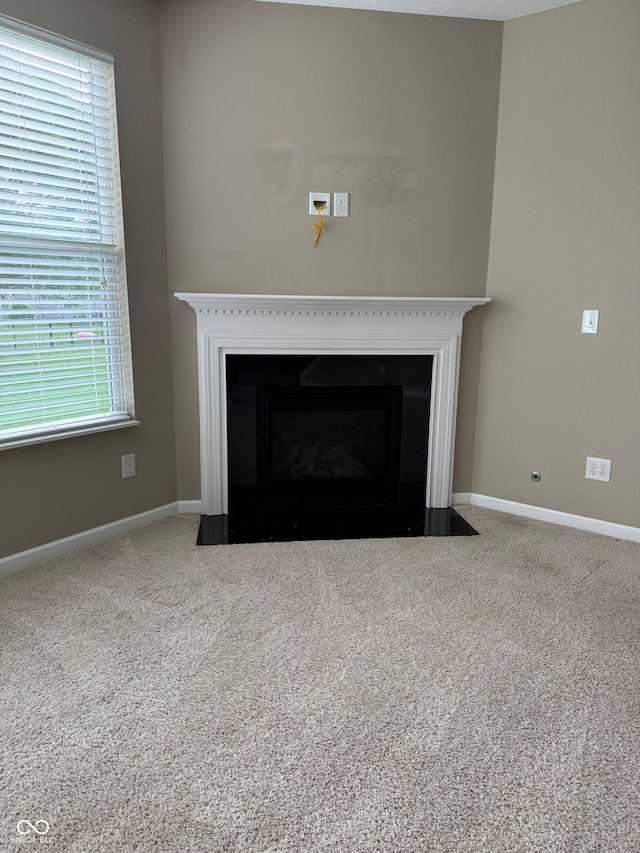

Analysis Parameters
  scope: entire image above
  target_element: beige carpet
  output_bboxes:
[1,506,638,852]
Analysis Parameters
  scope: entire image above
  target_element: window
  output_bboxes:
[0,16,135,448]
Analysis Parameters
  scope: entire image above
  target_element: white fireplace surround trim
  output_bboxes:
[175,292,490,516]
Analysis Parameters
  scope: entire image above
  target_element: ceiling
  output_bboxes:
[253,0,587,21]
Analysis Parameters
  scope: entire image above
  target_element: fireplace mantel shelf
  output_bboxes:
[175,292,489,318]
[176,292,490,517]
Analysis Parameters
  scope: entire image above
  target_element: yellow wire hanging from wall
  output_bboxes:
[313,203,326,246]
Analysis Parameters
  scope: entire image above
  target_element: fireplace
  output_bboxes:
[175,293,490,544]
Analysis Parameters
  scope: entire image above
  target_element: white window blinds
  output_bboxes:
[0,17,135,446]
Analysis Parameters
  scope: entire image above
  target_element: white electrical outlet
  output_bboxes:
[334,192,349,217]
[309,192,331,216]
[122,453,136,479]
[585,456,611,482]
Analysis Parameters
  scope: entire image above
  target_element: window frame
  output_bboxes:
[0,13,138,451]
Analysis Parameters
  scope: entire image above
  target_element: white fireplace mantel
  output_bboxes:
[175,292,490,516]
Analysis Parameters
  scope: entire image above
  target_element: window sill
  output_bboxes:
[0,417,140,451]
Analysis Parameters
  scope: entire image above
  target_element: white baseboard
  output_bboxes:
[463,493,640,543]
[3,494,636,576]
[451,492,471,505]
[178,499,202,514]
[0,503,180,576]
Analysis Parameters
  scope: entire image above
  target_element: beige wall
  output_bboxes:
[0,0,177,557]
[473,0,640,527]
[161,0,503,499]
[5,0,633,559]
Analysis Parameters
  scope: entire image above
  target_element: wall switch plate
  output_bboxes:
[582,309,599,334]
[585,456,611,482]
[334,192,349,217]
[122,453,136,479]
[309,192,331,216]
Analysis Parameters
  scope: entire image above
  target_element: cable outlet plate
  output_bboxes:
[582,309,599,334]
[585,456,611,482]
[309,192,331,216]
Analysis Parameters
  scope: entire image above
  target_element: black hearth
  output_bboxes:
[197,353,478,544]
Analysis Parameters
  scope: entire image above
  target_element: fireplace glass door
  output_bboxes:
[257,386,403,507]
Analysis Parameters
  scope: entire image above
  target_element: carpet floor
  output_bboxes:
[1,506,638,852]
